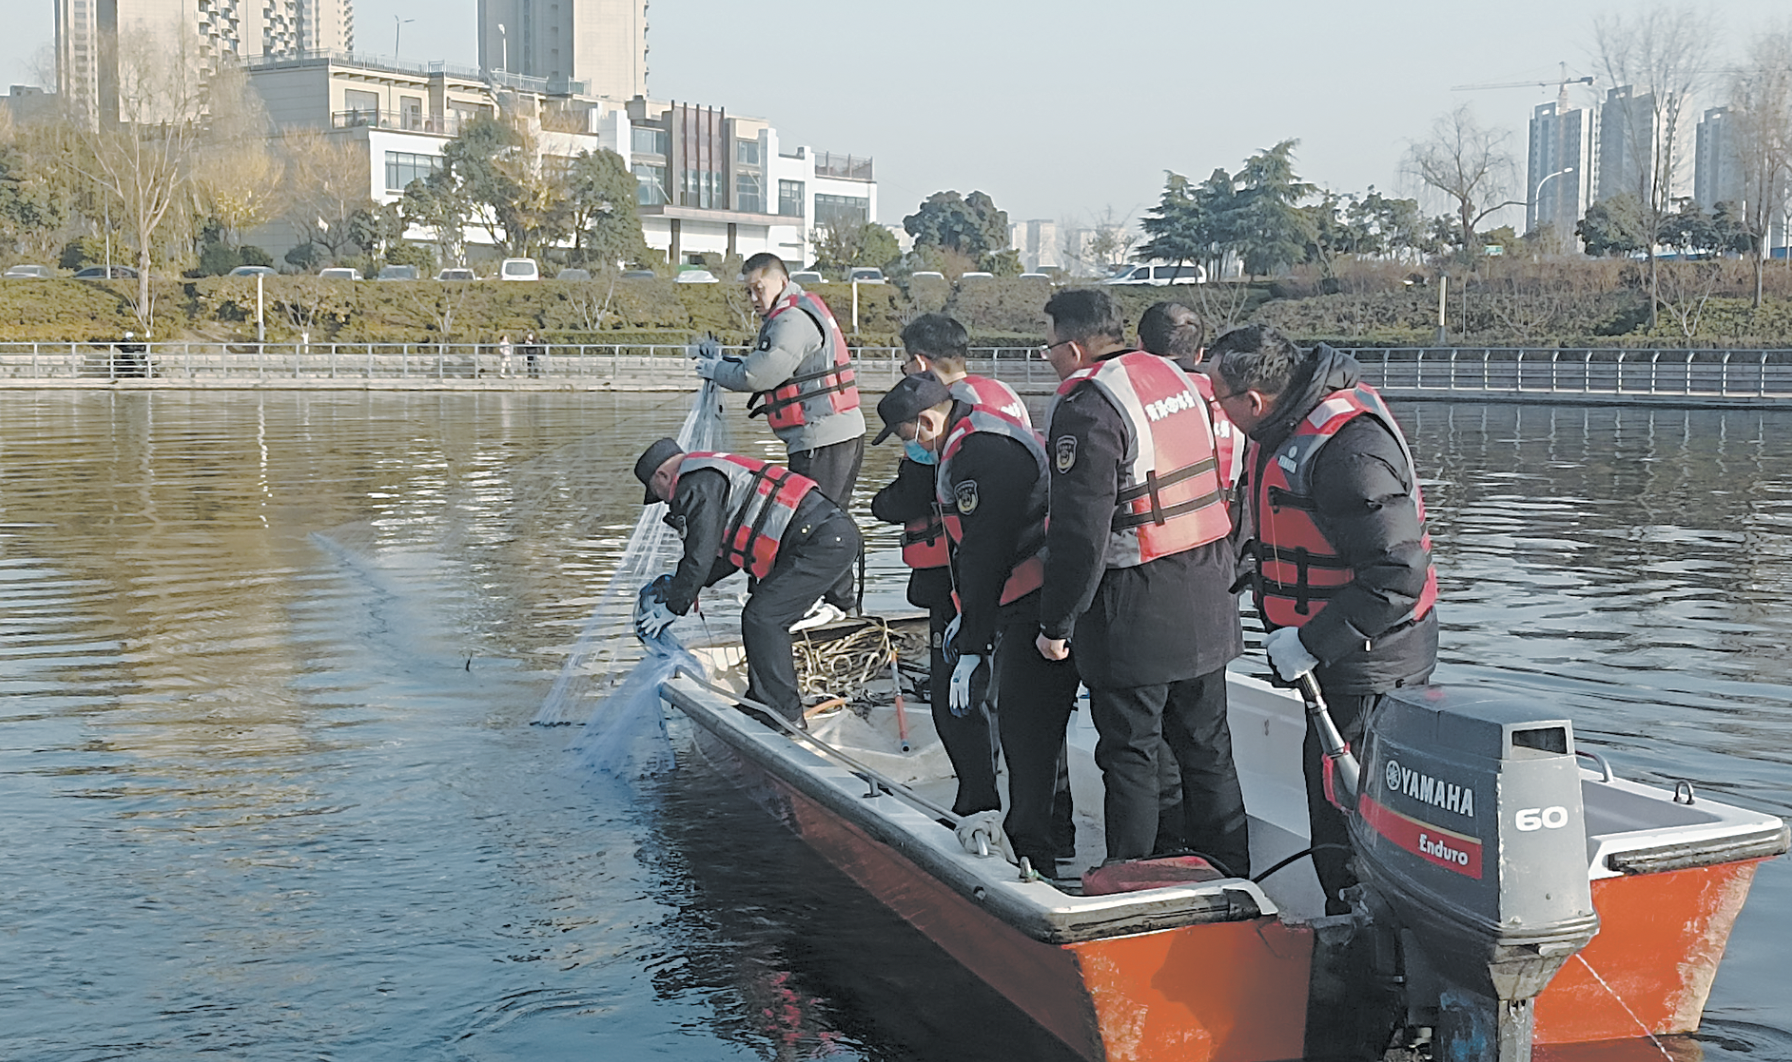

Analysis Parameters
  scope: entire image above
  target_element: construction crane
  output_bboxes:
[1452,63,1594,113]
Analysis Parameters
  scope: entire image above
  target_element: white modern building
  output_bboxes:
[1010,219,1061,272]
[1693,106,1745,211]
[242,52,875,269]
[476,0,646,103]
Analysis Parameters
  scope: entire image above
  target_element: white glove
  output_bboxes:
[1265,626,1319,682]
[693,336,723,361]
[949,653,986,716]
[635,600,676,640]
[693,356,720,380]
[942,612,962,664]
[954,809,1016,861]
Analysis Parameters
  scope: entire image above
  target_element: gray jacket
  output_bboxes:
[710,281,867,454]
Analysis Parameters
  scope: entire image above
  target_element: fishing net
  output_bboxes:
[534,377,731,728]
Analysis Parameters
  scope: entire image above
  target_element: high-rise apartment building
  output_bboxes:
[57,0,352,125]
[1526,100,1590,238]
[1694,106,1745,211]
[1595,85,1659,205]
[476,0,647,101]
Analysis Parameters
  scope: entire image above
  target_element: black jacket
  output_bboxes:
[661,465,834,615]
[1246,345,1438,694]
[870,456,953,611]
[935,403,1047,655]
[1040,352,1243,689]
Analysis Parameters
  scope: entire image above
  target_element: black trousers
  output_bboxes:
[927,602,1001,817]
[1088,668,1250,875]
[788,436,865,610]
[739,510,862,722]
[992,602,1081,869]
[1304,690,1378,915]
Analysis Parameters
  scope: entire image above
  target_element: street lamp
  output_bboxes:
[1532,166,1575,226]
[496,23,507,74]
[393,15,413,57]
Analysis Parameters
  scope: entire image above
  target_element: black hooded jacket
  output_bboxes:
[1246,346,1437,694]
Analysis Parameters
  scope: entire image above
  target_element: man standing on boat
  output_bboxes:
[1203,324,1438,915]
[1034,289,1251,877]
[873,372,1079,872]
[694,253,866,622]
[869,314,1026,819]
[632,438,862,728]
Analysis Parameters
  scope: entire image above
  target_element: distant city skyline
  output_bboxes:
[9,0,1792,238]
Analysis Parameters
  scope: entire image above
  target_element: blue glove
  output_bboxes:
[1265,626,1318,682]
[949,653,987,717]
[942,613,962,667]
[635,576,677,640]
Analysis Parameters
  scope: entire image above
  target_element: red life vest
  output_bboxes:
[936,403,1049,605]
[1054,351,1231,568]
[948,374,1030,429]
[1186,368,1243,496]
[900,510,949,569]
[677,452,819,580]
[1249,384,1439,630]
[747,289,860,433]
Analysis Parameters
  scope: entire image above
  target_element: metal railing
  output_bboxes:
[1337,347,1792,401]
[333,109,464,136]
[4,343,1790,401]
[813,151,874,181]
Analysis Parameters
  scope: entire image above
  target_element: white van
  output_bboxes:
[1104,263,1206,286]
[497,258,540,281]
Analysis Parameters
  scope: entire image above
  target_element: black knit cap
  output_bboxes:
[635,437,685,504]
[871,371,952,444]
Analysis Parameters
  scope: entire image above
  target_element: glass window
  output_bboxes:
[814,193,869,229]
[735,172,764,214]
[681,169,718,209]
[384,151,441,193]
[343,89,379,118]
[736,139,760,166]
[634,163,668,205]
[778,180,805,218]
[631,125,669,157]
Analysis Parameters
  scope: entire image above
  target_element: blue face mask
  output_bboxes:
[904,439,937,465]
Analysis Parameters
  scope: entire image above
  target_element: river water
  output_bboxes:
[2,390,1789,1062]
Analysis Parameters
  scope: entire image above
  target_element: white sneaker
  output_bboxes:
[789,600,845,633]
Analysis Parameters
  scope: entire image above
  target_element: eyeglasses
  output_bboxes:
[1036,339,1075,359]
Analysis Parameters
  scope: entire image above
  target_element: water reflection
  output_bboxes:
[0,391,1787,1061]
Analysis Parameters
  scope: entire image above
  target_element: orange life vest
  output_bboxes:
[936,403,1049,606]
[677,452,819,580]
[1054,351,1231,568]
[901,509,949,569]
[747,290,860,432]
[948,374,1030,428]
[1249,384,1439,630]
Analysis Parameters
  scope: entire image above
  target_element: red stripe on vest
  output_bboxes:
[679,452,819,580]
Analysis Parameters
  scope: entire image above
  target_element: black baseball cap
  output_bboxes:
[635,437,685,503]
[871,372,953,444]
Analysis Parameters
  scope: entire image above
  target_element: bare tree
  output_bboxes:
[1059,207,1134,276]
[1727,26,1792,308]
[190,64,285,247]
[1403,104,1520,261]
[281,129,373,262]
[1590,4,1715,327]
[77,30,205,331]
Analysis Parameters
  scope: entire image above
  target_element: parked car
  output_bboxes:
[674,269,718,284]
[377,264,420,281]
[3,264,55,279]
[228,265,277,277]
[1104,263,1206,286]
[1018,272,1053,281]
[497,258,540,281]
[73,265,138,279]
[909,270,946,282]
[789,270,825,285]
[319,266,362,280]
[620,269,658,280]
[957,271,994,284]
[554,267,591,281]
[847,267,885,284]
[436,268,476,281]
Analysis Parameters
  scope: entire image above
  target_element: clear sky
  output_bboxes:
[7,1,1788,233]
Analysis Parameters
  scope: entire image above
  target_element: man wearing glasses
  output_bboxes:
[1203,324,1438,916]
[1033,289,1250,876]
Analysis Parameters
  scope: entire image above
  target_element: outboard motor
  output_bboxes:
[1305,679,1600,1062]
